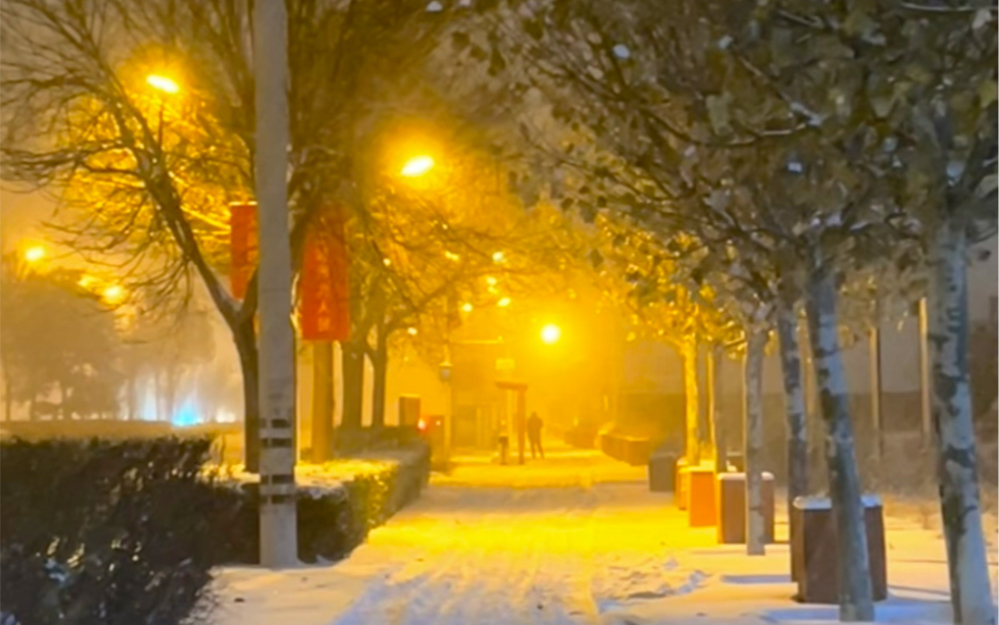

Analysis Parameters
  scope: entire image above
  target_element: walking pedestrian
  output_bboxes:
[527,412,544,459]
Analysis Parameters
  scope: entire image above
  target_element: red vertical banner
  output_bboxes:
[229,202,258,300]
[300,206,350,341]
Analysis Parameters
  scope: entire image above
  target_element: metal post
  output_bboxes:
[918,298,932,447]
[254,0,297,569]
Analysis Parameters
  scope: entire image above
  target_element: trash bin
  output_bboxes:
[648,447,677,492]
[791,495,887,604]
[726,452,745,472]
[716,472,775,544]
[687,465,717,527]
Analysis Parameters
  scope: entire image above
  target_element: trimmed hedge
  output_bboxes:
[0,438,228,625]
[0,437,431,624]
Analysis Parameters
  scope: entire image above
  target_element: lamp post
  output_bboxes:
[145,74,179,146]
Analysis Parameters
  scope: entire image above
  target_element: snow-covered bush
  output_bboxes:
[216,441,432,564]
[0,437,225,625]
[0,437,431,624]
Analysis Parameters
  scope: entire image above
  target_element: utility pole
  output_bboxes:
[254,0,298,568]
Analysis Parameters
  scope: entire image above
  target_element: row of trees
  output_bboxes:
[451,1,995,622]
[0,255,121,420]
[0,250,228,423]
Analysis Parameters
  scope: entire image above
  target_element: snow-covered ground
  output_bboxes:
[209,442,997,625]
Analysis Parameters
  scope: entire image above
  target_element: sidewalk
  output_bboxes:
[432,437,648,488]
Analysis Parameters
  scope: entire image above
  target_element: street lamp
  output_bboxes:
[400,155,435,178]
[102,284,126,305]
[497,297,512,308]
[540,323,562,345]
[23,245,46,264]
[146,74,180,94]
[146,73,179,147]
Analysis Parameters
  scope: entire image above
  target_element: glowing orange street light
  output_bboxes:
[540,323,562,345]
[102,284,126,304]
[400,155,434,177]
[23,245,46,263]
[460,302,473,313]
[146,74,180,94]
[497,297,512,308]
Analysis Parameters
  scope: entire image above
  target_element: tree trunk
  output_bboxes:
[710,345,727,474]
[805,265,873,622]
[371,327,389,429]
[311,341,335,463]
[927,218,996,625]
[777,301,808,578]
[3,371,12,422]
[164,368,177,424]
[868,327,883,471]
[682,337,701,465]
[744,328,766,556]
[235,317,261,472]
[154,373,163,421]
[801,318,826,493]
[57,379,66,420]
[698,342,714,466]
[341,339,365,430]
[126,374,136,421]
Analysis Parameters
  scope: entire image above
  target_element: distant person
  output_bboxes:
[527,412,544,459]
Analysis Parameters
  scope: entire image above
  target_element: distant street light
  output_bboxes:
[460,302,473,313]
[400,155,434,177]
[23,245,46,263]
[540,323,562,345]
[146,74,180,94]
[497,297,512,308]
[492,251,506,263]
[102,284,126,304]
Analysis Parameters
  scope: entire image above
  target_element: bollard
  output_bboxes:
[498,435,509,465]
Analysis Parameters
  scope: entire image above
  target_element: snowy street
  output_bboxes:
[212,443,996,625]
